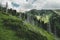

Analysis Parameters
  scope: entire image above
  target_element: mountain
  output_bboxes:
[24,10,60,38]
[0,6,60,40]
[0,10,56,40]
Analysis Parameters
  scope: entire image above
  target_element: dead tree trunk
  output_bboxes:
[6,2,8,14]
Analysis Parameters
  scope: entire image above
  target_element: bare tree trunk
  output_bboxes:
[6,2,8,14]
[0,0,2,11]
[47,21,51,33]
[27,14,30,23]
[32,17,35,25]
[54,26,57,40]
[19,13,22,19]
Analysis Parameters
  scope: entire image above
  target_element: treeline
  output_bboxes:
[0,6,60,38]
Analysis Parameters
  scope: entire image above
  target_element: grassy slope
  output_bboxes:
[0,11,55,40]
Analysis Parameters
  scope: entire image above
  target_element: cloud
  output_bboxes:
[0,0,60,12]
[42,0,60,9]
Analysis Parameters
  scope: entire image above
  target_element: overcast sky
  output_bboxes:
[0,0,60,12]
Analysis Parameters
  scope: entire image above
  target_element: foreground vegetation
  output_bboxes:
[0,11,55,40]
[0,6,60,40]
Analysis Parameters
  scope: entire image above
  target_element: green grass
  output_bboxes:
[0,12,55,40]
[24,23,55,40]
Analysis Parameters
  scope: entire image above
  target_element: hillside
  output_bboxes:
[0,11,55,40]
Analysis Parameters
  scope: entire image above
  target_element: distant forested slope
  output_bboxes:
[0,6,60,40]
